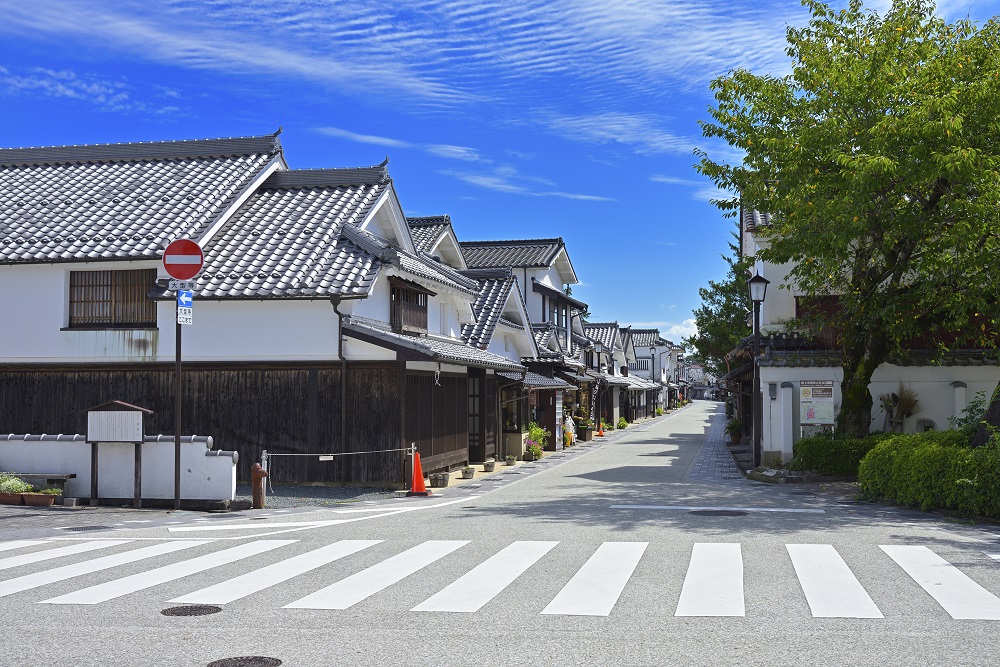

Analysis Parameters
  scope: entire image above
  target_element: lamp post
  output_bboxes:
[747,272,770,468]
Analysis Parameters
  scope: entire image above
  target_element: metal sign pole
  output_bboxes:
[174,301,182,511]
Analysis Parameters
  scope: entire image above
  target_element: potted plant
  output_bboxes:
[461,466,475,480]
[618,417,629,430]
[483,459,496,473]
[504,455,517,466]
[525,444,544,461]
[0,475,31,505]
[725,418,742,444]
[23,487,59,507]
[429,472,450,488]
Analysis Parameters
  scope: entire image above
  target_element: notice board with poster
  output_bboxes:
[800,380,835,425]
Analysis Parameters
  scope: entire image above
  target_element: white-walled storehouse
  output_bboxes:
[0,133,524,485]
[727,207,999,465]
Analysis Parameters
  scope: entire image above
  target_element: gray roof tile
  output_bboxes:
[583,322,620,350]
[0,134,282,265]
[407,215,451,253]
[460,238,564,269]
[169,168,388,299]
[396,251,479,295]
[459,267,516,349]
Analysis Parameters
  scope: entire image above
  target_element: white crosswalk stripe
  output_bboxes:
[284,540,468,610]
[881,545,1000,620]
[675,543,744,616]
[542,542,647,616]
[41,540,296,605]
[786,544,883,618]
[170,540,382,605]
[1,538,999,620]
[413,541,558,613]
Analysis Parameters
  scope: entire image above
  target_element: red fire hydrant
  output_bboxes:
[251,463,269,509]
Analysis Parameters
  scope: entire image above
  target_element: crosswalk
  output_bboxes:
[1,537,999,620]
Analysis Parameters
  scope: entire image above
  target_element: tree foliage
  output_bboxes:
[697,0,1000,436]
[684,232,751,378]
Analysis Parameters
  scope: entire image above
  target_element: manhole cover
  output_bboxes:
[689,510,749,517]
[162,605,222,617]
[207,658,282,667]
[63,525,113,532]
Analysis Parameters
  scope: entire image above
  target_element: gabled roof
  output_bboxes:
[583,322,621,350]
[0,134,283,265]
[459,267,517,350]
[407,216,451,253]
[165,167,388,299]
[742,207,772,231]
[396,250,479,296]
[627,328,661,350]
[459,237,578,284]
[531,278,588,311]
[531,322,563,358]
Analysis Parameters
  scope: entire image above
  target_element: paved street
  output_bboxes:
[2,401,1000,666]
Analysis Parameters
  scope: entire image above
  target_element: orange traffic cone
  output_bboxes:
[406,451,431,497]
[597,422,605,437]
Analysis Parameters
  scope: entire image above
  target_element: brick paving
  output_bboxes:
[686,411,743,482]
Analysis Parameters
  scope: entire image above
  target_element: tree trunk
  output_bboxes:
[836,333,888,438]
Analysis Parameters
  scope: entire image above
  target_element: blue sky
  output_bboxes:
[2,0,997,343]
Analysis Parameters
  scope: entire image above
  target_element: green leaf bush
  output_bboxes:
[0,475,33,494]
[789,433,892,476]
[857,431,1000,517]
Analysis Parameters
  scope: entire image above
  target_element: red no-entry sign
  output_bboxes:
[162,239,204,280]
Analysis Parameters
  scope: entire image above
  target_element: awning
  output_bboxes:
[498,370,574,390]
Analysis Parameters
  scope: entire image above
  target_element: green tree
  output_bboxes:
[697,0,1000,436]
[684,232,751,378]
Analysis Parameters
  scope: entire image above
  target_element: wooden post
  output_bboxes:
[133,441,142,509]
[90,441,99,507]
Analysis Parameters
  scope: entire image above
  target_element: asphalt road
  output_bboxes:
[2,400,1000,667]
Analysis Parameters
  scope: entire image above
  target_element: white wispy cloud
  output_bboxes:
[0,65,176,114]
[441,168,614,201]
[542,111,696,155]
[315,126,484,162]
[650,175,704,186]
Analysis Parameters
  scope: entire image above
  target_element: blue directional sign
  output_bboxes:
[177,290,193,308]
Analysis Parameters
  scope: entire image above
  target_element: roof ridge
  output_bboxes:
[264,165,390,189]
[459,237,563,247]
[0,133,282,167]
[406,215,451,226]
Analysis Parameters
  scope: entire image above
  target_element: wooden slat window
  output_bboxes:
[69,269,157,328]
[390,280,430,334]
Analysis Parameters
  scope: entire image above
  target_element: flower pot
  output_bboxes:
[581,428,593,442]
[461,469,475,480]
[429,472,450,488]
[22,493,55,507]
[522,452,534,462]
[729,432,740,444]
[0,492,23,505]
[483,461,496,472]
[504,458,516,466]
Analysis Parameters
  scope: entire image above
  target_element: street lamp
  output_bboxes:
[747,272,770,468]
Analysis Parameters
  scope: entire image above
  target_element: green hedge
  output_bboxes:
[789,433,892,476]
[857,431,1000,518]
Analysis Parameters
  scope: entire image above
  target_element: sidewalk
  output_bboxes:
[686,408,743,482]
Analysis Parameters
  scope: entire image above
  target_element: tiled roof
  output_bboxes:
[407,215,451,253]
[583,322,619,350]
[743,208,772,230]
[531,323,562,358]
[460,238,564,269]
[531,278,588,311]
[396,250,479,295]
[586,370,630,386]
[0,134,282,265]
[459,267,516,349]
[167,168,388,299]
[497,370,574,390]
[627,328,660,350]
[343,317,524,372]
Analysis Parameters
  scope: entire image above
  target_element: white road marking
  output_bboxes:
[413,541,558,613]
[285,541,468,610]
[0,540,47,553]
[542,542,647,616]
[786,544,883,618]
[41,540,296,605]
[170,540,382,605]
[675,543,745,616]
[881,545,1000,620]
[610,505,826,514]
[0,540,130,572]
[0,541,211,598]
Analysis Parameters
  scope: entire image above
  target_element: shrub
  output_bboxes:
[725,418,742,436]
[526,422,550,449]
[0,476,33,494]
[789,433,892,477]
[617,417,629,430]
[858,431,1000,517]
[655,407,664,416]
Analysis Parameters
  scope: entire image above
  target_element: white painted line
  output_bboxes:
[676,543,745,616]
[988,553,1000,562]
[786,544,883,618]
[881,545,1000,620]
[611,505,826,514]
[169,540,382,604]
[285,540,468,610]
[0,541,211,598]
[413,541,558,613]
[542,542,647,616]
[41,540,296,605]
[0,540,47,553]
[0,540,130,572]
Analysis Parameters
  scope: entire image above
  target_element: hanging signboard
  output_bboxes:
[800,380,835,425]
